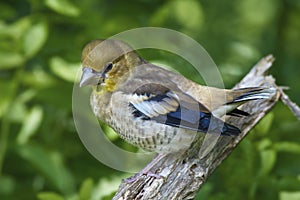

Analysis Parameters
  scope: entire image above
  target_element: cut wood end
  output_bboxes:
[265,54,275,63]
[253,54,275,75]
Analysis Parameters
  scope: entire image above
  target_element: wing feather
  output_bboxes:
[130,91,179,118]
[129,84,241,136]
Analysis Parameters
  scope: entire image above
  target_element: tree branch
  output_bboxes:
[278,87,300,121]
[113,55,282,200]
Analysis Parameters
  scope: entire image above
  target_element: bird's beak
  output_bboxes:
[80,67,101,87]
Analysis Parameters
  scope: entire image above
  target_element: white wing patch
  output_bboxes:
[130,91,179,118]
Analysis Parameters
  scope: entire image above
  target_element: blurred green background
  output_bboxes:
[0,0,300,199]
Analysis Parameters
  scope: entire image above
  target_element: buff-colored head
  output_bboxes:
[80,39,143,91]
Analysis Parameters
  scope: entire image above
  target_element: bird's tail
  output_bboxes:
[229,86,276,104]
[212,86,276,118]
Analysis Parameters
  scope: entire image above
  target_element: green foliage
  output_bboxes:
[44,0,81,17]
[0,0,299,199]
[78,178,94,200]
[37,192,65,200]
[280,191,300,200]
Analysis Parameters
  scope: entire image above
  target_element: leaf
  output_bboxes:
[0,80,17,118]
[21,68,56,89]
[17,105,43,144]
[37,192,65,200]
[254,112,274,135]
[79,178,94,200]
[0,51,25,69]
[49,57,81,82]
[151,0,204,30]
[279,191,300,200]
[172,0,204,29]
[44,0,80,17]
[23,22,48,58]
[16,144,75,194]
[5,17,32,39]
[256,139,276,176]
[256,138,272,151]
[259,149,276,176]
[274,142,300,154]
[7,89,36,122]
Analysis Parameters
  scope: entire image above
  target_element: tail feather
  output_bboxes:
[212,86,275,135]
[229,87,276,104]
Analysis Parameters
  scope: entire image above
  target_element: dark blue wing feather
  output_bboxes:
[154,105,240,136]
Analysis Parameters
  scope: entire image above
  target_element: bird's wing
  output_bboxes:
[128,83,240,136]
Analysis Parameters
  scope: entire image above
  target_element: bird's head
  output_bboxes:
[80,39,143,92]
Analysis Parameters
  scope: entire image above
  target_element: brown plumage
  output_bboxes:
[80,39,275,153]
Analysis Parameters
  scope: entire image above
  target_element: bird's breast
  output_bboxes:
[103,92,197,153]
[91,91,198,153]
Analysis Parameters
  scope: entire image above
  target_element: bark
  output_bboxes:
[113,55,285,200]
[279,87,300,121]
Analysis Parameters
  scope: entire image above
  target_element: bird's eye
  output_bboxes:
[103,62,113,74]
